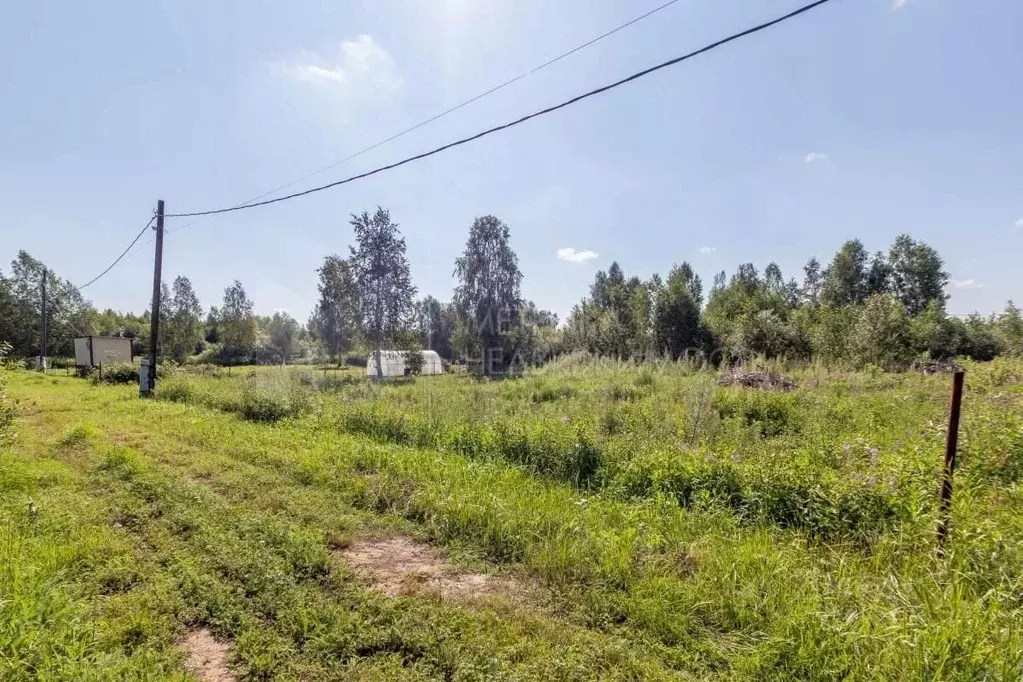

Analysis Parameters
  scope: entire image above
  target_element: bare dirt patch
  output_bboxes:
[340,535,512,599]
[179,628,236,682]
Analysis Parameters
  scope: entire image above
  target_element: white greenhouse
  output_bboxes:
[365,350,444,377]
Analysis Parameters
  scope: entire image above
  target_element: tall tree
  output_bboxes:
[653,262,705,358]
[997,301,1023,357]
[802,257,823,306]
[453,215,522,375]
[865,251,893,297]
[219,280,257,363]
[764,263,785,294]
[205,306,220,344]
[265,312,299,364]
[349,207,416,377]
[0,251,93,357]
[414,296,456,360]
[821,239,869,306]
[887,234,948,315]
[310,255,361,364]
[164,276,203,362]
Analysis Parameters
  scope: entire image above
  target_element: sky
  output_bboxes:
[1,0,1020,323]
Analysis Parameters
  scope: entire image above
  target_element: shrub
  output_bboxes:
[851,294,913,370]
[240,374,310,422]
[95,363,139,384]
[0,342,16,447]
[59,423,97,447]
[158,378,194,403]
[713,389,804,437]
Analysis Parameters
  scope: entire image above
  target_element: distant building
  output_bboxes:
[365,350,444,377]
[74,336,133,368]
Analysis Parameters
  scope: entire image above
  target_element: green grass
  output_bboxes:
[2,360,1022,679]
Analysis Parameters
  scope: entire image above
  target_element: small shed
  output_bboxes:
[366,350,444,377]
[74,336,133,368]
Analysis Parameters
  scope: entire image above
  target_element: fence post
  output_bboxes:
[936,370,965,556]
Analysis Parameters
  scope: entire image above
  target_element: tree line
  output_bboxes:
[565,235,1023,369]
[2,220,1020,372]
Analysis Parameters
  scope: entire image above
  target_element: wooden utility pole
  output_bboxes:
[936,370,965,555]
[145,200,165,396]
[39,270,47,371]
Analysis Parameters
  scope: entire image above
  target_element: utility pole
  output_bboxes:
[38,270,47,371]
[144,200,165,396]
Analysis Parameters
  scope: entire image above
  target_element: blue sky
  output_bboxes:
[1,0,1020,322]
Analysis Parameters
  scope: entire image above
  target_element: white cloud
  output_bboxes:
[803,152,829,164]
[1014,218,1023,228]
[893,0,912,9]
[557,247,599,263]
[697,246,716,255]
[951,279,987,290]
[281,35,403,104]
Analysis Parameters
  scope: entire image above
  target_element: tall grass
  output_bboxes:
[150,361,1015,541]
[14,359,1020,678]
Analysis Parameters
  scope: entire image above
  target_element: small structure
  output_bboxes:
[366,350,444,377]
[74,336,133,368]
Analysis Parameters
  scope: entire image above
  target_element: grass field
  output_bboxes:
[2,358,1022,680]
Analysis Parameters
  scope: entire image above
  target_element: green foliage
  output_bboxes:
[412,295,456,360]
[851,294,913,370]
[309,255,361,362]
[403,344,426,376]
[6,358,1023,679]
[240,374,310,422]
[94,362,140,384]
[453,215,523,374]
[349,207,417,377]
[0,251,94,357]
[653,262,709,358]
[566,262,660,359]
[888,234,949,315]
[218,280,258,363]
[162,275,204,362]
[821,239,869,306]
[0,342,15,447]
[714,388,803,437]
[997,301,1023,357]
[263,311,299,364]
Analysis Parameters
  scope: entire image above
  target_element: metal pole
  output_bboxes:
[145,200,165,396]
[39,270,47,371]
[936,370,965,555]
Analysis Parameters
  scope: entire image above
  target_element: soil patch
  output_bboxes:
[179,628,235,682]
[340,535,510,599]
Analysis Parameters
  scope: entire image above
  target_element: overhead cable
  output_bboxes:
[166,0,835,219]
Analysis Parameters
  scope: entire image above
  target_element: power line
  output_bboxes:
[77,214,156,290]
[167,0,834,219]
[228,0,682,210]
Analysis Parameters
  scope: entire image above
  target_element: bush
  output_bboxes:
[95,363,139,384]
[0,342,16,447]
[158,378,194,403]
[240,374,310,422]
[713,389,804,437]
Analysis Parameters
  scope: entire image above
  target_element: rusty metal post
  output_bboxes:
[936,370,965,555]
